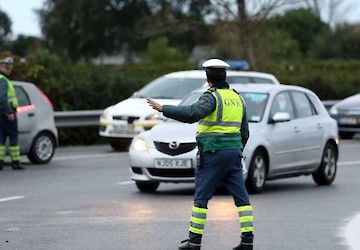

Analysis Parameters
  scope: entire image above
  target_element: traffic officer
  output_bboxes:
[0,56,24,170]
[147,58,254,250]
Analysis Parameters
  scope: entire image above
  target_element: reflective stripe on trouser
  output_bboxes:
[9,145,20,161]
[238,205,254,233]
[189,206,207,235]
[0,145,5,161]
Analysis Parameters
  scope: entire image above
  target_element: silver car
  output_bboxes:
[329,92,360,139]
[11,81,58,164]
[129,84,339,193]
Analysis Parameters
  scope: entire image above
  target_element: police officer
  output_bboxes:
[0,56,24,170]
[147,58,254,250]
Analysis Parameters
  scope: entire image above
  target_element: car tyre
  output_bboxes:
[135,181,159,192]
[312,143,337,185]
[110,139,131,151]
[246,149,267,194]
[27,132,56,164]
[339,132,355,139]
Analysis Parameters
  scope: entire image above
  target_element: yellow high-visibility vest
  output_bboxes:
[197,89,244,137]
[0,74,18,109]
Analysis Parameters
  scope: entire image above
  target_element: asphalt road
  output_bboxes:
[0,138,360,250]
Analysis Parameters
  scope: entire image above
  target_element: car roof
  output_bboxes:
[192,83,312,95]
[162,70,279,80]
[12,80,36,87]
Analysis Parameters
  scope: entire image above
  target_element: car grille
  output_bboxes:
[154,142,197,156]
[113,116,139,124]
[148,168,195,178]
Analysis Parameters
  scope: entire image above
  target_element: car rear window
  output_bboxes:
[14,86,31,106]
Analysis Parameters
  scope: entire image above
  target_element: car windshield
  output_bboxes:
[176,91,268,123]
[132,77,205,99]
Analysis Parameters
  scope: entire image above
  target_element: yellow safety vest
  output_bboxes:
[197,89,244,137]
[0,74,18,109]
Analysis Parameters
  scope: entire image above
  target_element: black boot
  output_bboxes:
[178,239,201,250]
[233,242,253,250]
[12,161,25,170]
[233,233,253,250]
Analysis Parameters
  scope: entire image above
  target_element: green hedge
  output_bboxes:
[11,59,360,146]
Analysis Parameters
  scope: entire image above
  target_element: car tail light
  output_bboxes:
[37,87,54,110]
[16,104,35,114]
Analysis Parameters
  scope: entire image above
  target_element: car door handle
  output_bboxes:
[317,123,323,129]
[294,126,301,133]
[28,113,35,117]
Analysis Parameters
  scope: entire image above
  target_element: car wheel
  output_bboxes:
[339,132,355,139]
[312,143,337,185]
[135,182,159,192]
[246,149,267,194]
[27,132,56,164]
[110,139,132,151]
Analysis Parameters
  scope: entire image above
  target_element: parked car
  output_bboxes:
[99,70,280,151]
[10,81,58,164]
[129,84,339,193]
[329,93,360,139]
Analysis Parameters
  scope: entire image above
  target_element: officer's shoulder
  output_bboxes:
[231,88,239,94]
[206,87,218,93]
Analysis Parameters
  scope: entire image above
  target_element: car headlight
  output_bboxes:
[145,113,165,121]
[100,110,111,120]
[131,137,148,152]
[329,106,338,115]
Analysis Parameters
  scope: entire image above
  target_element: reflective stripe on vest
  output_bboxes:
[0,74,18,108]
[197,89,244,136]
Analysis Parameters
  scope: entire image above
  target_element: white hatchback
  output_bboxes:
[99,70,280,150]
[129,84,339,193]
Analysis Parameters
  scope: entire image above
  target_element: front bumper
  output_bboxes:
[129,148,197,183]
[331,114,360,133]
[99,120,158,139]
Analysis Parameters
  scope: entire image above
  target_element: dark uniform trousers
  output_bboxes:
[0,113,18,145]
[194,149,249,208]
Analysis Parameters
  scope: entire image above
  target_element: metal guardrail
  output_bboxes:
[54,101,340,128]
[54,110,103,128]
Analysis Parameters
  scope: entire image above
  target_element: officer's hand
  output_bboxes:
[7,113,15,121]
[147,99,163,112]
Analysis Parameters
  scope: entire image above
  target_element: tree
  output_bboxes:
[310,24,360,59]
[38,0,152,61]
[0,8,12,50]
[10,35,43,57]
[141,36,188,63]
[38,0,212,62]
[270,8,329,55]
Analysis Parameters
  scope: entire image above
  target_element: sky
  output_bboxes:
[0,0,359,38]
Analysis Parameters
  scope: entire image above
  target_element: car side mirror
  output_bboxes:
[271,112,291,123]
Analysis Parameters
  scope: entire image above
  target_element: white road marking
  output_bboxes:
[53,153,120,161]
[344,213,360,250]
[0,196,25,203]
[116,181,134,185]
[338,161,360,166]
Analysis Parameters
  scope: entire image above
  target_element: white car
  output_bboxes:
[99,70,280,150]
[129,84,339,193]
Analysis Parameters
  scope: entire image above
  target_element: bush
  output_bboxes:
[10,55,360,146]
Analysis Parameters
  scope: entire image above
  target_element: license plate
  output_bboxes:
[155,159,192,169]
[339,117,358,125]
[113,124,132,130]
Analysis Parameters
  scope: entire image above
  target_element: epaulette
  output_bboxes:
[231,88,239,94]
[207,87,218,92]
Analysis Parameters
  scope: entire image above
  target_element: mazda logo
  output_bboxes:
[169,141,179,149]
